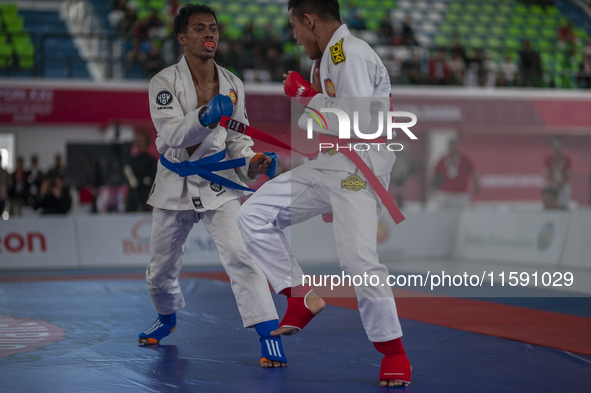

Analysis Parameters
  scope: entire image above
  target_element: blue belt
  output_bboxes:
[159,150,255,192]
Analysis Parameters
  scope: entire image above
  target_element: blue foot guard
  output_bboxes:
[138,313,176,344]
[255,320,287,366]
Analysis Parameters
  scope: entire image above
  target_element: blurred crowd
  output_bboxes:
[106,0,591,88]
[0,154,71,217]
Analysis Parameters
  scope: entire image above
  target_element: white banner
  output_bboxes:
[454,211,571,266]
[76,214,221,268]
[561,210,591,269]
[0,217,78,269]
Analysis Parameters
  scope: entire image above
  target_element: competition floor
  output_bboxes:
[1,267,590,393]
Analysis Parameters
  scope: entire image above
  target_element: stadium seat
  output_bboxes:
[0,44,13,68]
[0,3,18,16]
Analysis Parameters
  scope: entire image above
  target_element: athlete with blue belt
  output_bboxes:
[137,4,285,368]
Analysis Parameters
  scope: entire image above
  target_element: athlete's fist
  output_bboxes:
[283,71,319,103]
[250,152,278,178]
[199,94,233,127]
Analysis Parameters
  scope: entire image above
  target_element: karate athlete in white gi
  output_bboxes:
[237,0,411,386]
[138,4,287,369]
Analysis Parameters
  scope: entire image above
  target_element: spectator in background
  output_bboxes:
[451,33,467,63]
[124,132,157,212]
[47,154,65,179]
[34,174,72,215]
[429,49,451,85]
[26,154,43,206]
[377,14,395,45]
[543,138,572,209]
[8,157,28,216]
[431,138,480,209]
[384,50,402,84]
[345,1,366,30]
[519,40,541,87]
[541,187,561,210]
[401,16,418,46]
[557,21,576,50]
[464,49,485,86]
[577,39,591,88]
[402,50,423,84]
[499,55,519,87]
[483,53,498,87]
[0,164,10,215]
[447,50,466,85]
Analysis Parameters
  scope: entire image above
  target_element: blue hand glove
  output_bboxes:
[199,94,234,127]
[264,152,278,178]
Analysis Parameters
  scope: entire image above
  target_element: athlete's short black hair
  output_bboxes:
[287,0,341,23]
[174,4,217,35]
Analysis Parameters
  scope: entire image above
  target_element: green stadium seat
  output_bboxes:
[546,7,561,16]
[5,16,24,33]
[0,33,7,46]
[434,36,449,47]
[527,17,541,27]
[438,23,454,35]
[460,14,475,24]
[477,15,492,25]
[541,28,555,38]
[445,13,459,23]
[246,4,261,15]
[466,4,478,13]
[493,15,508,25]
[487,37,502,49]
[235,15,249,27]
[148,0,166,10]
[382,0,396,9]
[367,20,380,31]
[468,37,484,48]
[266,5,282,16]
[223,26,242,40]
[543,17,558,27]
[511,16,525,25]
[530,5,543,15]
[498,5,512,15]
[15,43,34,70]
[457,25,470,35]
[504,37,520,51]
[0,44,13,68]
[482,5,495,14]
[474,25,487,36]
[514,4,528,14]
[537,39,553,52]
[575,28,589,39]
[0,3,18,16]
[491,26,505,36]
[217,14,232,25]
[507,26,521,37]
[524,27,538,38]
[227,3,241,14]
[254,16,269,28]
[449,3,462,13]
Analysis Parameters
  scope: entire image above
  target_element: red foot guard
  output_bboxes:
[279,285,317,331]
[374,338,411,385]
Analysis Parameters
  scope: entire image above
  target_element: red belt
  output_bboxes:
[220,115,405,224]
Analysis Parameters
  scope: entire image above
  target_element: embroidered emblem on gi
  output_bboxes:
[156,90,173,106]
[210,183,223,192]
[341,175,366,191]
[191,197,203,209]
[330,38,346,65]
[229,89,238,108]
[324,78,336,97]
[328,149,338,156]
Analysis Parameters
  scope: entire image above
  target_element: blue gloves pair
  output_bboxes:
[199,94,234,127]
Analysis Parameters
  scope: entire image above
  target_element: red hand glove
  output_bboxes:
[284,72,319,103]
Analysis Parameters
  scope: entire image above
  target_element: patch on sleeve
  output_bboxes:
[330,38,346,65]
[229,89,238,108]
[324,78,336,97]
[156,90,173,106]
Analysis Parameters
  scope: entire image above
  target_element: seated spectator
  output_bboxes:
[47,154,65,179]
[541,187,561,210]
[557,21,576,50]
[519,40,541,87]
[447,51,466,85]
[345,2,366,30]
[402,51,423,84]
[124,132,157,212]
[34,174,72,215]
[465,49,485,87]
[483,53,498,87]
[429,49,451,85]
[499,55,518,87]
[578,39,591,88]
[377,14,395,45]
[9,157,28,216]
[0,163,9,215]
[26,154,43,206]
[402,16,418,46]
[384,50,402,84]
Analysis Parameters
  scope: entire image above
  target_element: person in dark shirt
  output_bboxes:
[34,174,72,215]
[26,154,43,206]
[125,132,157,212]
[9,156,28,216]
